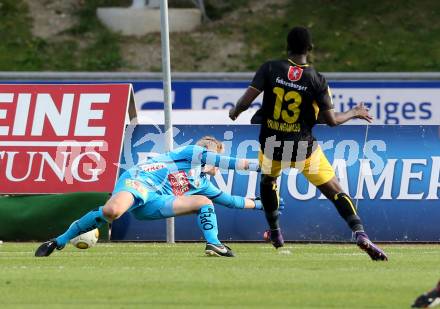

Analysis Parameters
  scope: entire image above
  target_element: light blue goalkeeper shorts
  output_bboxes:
[112,171,176,220]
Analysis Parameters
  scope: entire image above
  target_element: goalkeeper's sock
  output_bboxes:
[56,206,109,247]
[197,205,220,245]
[212,192,245,209]
[260,180,280,230]
[331,193,364,233]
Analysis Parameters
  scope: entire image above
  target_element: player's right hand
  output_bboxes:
[353,102,373,123]
[229,107,237,121]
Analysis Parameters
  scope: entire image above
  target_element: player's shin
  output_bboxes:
[197,205,220,245]
[56,206,109,247]
[331,193,364,233]
[331,193,388,260]
[260,178,280,230]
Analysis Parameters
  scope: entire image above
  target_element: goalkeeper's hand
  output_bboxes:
[237,159,260,171]
[253,197,285,212]
[247,160,260,172]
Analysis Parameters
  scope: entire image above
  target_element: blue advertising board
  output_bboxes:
[3,80,439,125]
[132,81,440,125]
[111,124,440,242]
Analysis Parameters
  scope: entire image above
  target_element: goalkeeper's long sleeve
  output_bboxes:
[202,151,258,171]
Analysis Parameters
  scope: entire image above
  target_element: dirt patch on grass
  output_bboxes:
[117,0,287,71]
[24,0,80,39]
[25,0,287,71]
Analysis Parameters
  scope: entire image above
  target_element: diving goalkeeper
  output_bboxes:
[35,136,269,258]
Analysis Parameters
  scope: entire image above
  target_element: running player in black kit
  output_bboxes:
[229,26,388,261]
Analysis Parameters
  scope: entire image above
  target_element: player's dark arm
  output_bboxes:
[229,87,261,120]
[318,102,373,126]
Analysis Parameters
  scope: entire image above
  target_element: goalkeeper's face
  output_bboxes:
[204,145,222,176]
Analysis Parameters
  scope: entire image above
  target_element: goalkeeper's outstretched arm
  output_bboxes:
[202,151,259,171]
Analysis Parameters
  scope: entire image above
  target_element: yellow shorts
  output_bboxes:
[258,146,335,186]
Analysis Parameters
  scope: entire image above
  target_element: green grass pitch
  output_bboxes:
[1,243,439,308]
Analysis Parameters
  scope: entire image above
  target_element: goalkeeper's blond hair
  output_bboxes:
[196,136,224,153]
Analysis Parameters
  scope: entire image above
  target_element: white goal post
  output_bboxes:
[160,0,175,243]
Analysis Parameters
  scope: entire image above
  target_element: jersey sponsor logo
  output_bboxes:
[275,77,308,91]
[125,179,148,199]
[168,171,190,196]
[138,162,167,172]
[287,66,303,82]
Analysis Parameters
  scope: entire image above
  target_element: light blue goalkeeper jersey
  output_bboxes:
[122,145,241,197]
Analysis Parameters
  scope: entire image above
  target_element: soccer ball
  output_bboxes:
[70,229,99,249]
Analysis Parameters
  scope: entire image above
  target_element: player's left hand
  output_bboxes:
[353,102,373,123]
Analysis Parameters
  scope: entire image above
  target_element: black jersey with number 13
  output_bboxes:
[251,59,334,161]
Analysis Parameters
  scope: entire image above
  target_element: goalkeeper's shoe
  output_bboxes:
[412,281,440,308]
[355,232,388,261]
[263,228,284,249]
[205,243,235,257]
[35,239,64,257]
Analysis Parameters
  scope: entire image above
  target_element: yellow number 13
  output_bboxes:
[272,87,302,123]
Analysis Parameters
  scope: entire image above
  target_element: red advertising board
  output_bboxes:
[0,84,132,193]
